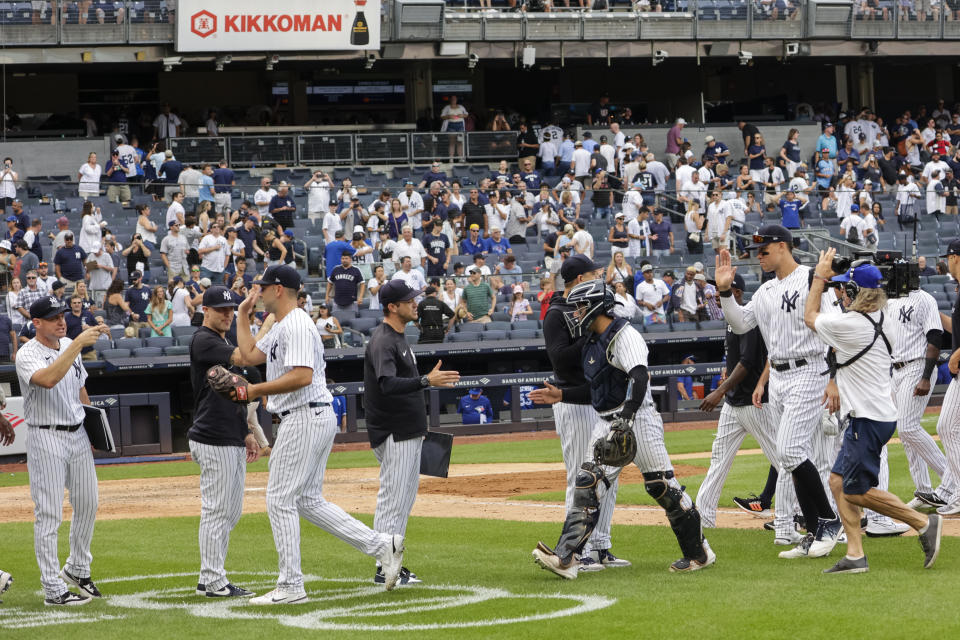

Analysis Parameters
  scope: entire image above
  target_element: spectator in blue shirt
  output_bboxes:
[778,190,802,229]
[104,150,131,204]
[65,294,100,360]
[324,229,355,278]
[419,161,449,189]
[519,159,541,190]
[815,149,835,190]
[703,135,730,162]
[198,164,216,210]
[582,131,598,154]
[269,182,297,229]
[124,270,151,327]
[212,160,235,214]
[458,388,494,424]
[558,132,576,176]
[4,216,23,245]
[53,233,86,287]
[837,139,860,169]
[159,150,184,198]
[331,386,348,432]
[0,312,15,363]
[486,227,512,255]
[816,122,838,161]
[460,224,487,256]
[648,210,673,257]
[676,355,696,401]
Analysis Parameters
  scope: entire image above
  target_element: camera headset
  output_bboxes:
[839,258,875,302]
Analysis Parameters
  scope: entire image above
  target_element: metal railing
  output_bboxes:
[2,0,960,46]
[169,131,517,167]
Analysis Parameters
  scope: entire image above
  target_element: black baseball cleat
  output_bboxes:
[60,569,101,598]
[915,491,949,508]
[374,566,422,586]
[794,514,807,533]
[732,495,772,518]
[45,591,91,606]
[823,555,869,574]
[763,520,776,531]
[196,583,206,596]
[206,583,255,598]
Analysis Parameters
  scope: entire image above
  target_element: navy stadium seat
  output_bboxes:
[133,347,163,358]
[100,348,131,359]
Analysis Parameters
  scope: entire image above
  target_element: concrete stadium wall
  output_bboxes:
[0,137,112,182]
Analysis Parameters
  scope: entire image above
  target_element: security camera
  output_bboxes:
[738,51,753,66]
[652,50,668,66]
[214,55,231,72]
[784,42,800,57]
[364,53,376,70]
[468,53,479,69]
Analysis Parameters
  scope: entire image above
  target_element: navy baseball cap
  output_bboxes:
[940,238,960,258]
[30,295,65,320]
[168,219,179,227]
[560,254,602,283]
[730,273,746,291]
[379,280,422,307]
[469,387,482,395]
[254,264,301,290]
[746,224,793,250]
[202,285,240,308]
[833,263,883,289]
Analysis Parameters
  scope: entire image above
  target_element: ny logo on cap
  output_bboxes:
[223,291,232,301]
[48,296,58,306]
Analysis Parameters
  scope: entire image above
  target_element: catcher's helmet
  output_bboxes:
[563,279,616,338]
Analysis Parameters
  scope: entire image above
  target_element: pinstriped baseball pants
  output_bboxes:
[696,403,797,538]
[768,365,831,472]
[554,402,619,553]
[936,378,960,504]
[189,440,246,593]
[26,426,98,600]
[373,434,423,538]
[266,405,389,591]
[895,362,954,499]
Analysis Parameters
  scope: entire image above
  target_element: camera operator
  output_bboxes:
[804,249,942,574]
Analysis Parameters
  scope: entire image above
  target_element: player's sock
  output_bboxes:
[793,459,836,520]
[757,465,778,507]
[790,461,823,532]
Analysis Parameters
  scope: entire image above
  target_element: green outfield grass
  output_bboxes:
[0,412,943,488]
[0,513,958,639]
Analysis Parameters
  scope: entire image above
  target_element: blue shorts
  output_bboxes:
[831,416,896,495]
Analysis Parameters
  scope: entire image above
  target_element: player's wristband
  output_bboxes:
[718,288,733,298]
[923,357,937,380]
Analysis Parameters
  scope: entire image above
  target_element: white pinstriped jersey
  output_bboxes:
[609,324,649,373]
[887,290,943,363]
[255,307,333,413]
[15,336,87,425]
[721,265,838,361]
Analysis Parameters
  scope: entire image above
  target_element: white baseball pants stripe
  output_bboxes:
[936,378,960,504]
[895,362,954,499]
[189,440,246,592]
[267,405,389,591]
[696,403,797,538]
[373,434,423,538]
[26,426,98,600]
[768,364,830,472]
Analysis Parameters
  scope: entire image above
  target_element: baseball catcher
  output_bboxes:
[529,280,715,578]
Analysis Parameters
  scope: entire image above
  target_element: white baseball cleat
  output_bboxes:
[778,533,814,559]
[808,517,843,558]
[376,534,405,591]
[249,587,308,605]
[774,530,804,546]
[532,542,578,580]
[0,571,11,602]
[865,519,910,537]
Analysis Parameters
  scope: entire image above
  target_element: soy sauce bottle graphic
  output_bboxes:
[351,0,369,46]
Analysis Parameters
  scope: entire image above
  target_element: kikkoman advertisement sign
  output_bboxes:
[175,0,380,52]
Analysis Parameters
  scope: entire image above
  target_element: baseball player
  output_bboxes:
[805,254,942,573]
[231,265,405,603]
[935,239,960,515]
[886,284,955,511]
[530,280,714,578]
[365,280,459,585]
[538,254,630,571]
[0,406,13,603]
[16,296,110,605]
[695,274,801,546]
[715,225,845,560]
[188,285,262,599]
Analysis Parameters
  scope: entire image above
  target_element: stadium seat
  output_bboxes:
[93,337,113,353]
[109,327,126,340]
[358,308,382,318]
[645,323,671,333]
[133,347,163,358]
[486,321,512,332]
[699,320,726,330]
[490,312,512,322]
[457,323,485,333]
[146,336,174,349]
[672,322,698,332]
[163,345,190,356]
[350,317,379,334]
[447,332,478,342]
[116,337,143,350]
[512,320,539,331]
[481,330,507,341]
[172,326,198,338]
[100,348,131,359]
[508,329,537,340]
[176,334,195,347]
[138,327,152,339]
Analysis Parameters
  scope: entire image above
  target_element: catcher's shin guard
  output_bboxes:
[644,471,707,561]
[554,463,609,564]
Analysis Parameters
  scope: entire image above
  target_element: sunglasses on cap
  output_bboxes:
[752,234,786,245]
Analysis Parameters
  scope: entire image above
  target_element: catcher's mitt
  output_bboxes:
[207,365,250,404]
[593,417,637,467]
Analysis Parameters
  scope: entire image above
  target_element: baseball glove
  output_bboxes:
[593,417,637,467]
[207,365,250,404]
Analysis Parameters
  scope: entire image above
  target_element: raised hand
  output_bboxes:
[714,249,737,291]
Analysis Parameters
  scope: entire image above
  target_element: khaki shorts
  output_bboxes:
[946,205,958,215]
[107,184,131,203]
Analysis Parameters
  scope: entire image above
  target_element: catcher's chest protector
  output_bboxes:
[582,318,631,413]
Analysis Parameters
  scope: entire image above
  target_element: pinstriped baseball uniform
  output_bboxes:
[188,325,251,594]
[256,308,391,592]
[936,287,960,506]
[720,266,839,472]
[542,291,618,555]
[695,325,796,537]
[887,291,954,498]
[16,335,98,601]
[588,325,695,522]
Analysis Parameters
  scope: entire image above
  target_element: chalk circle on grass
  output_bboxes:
[103,571,615,631]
